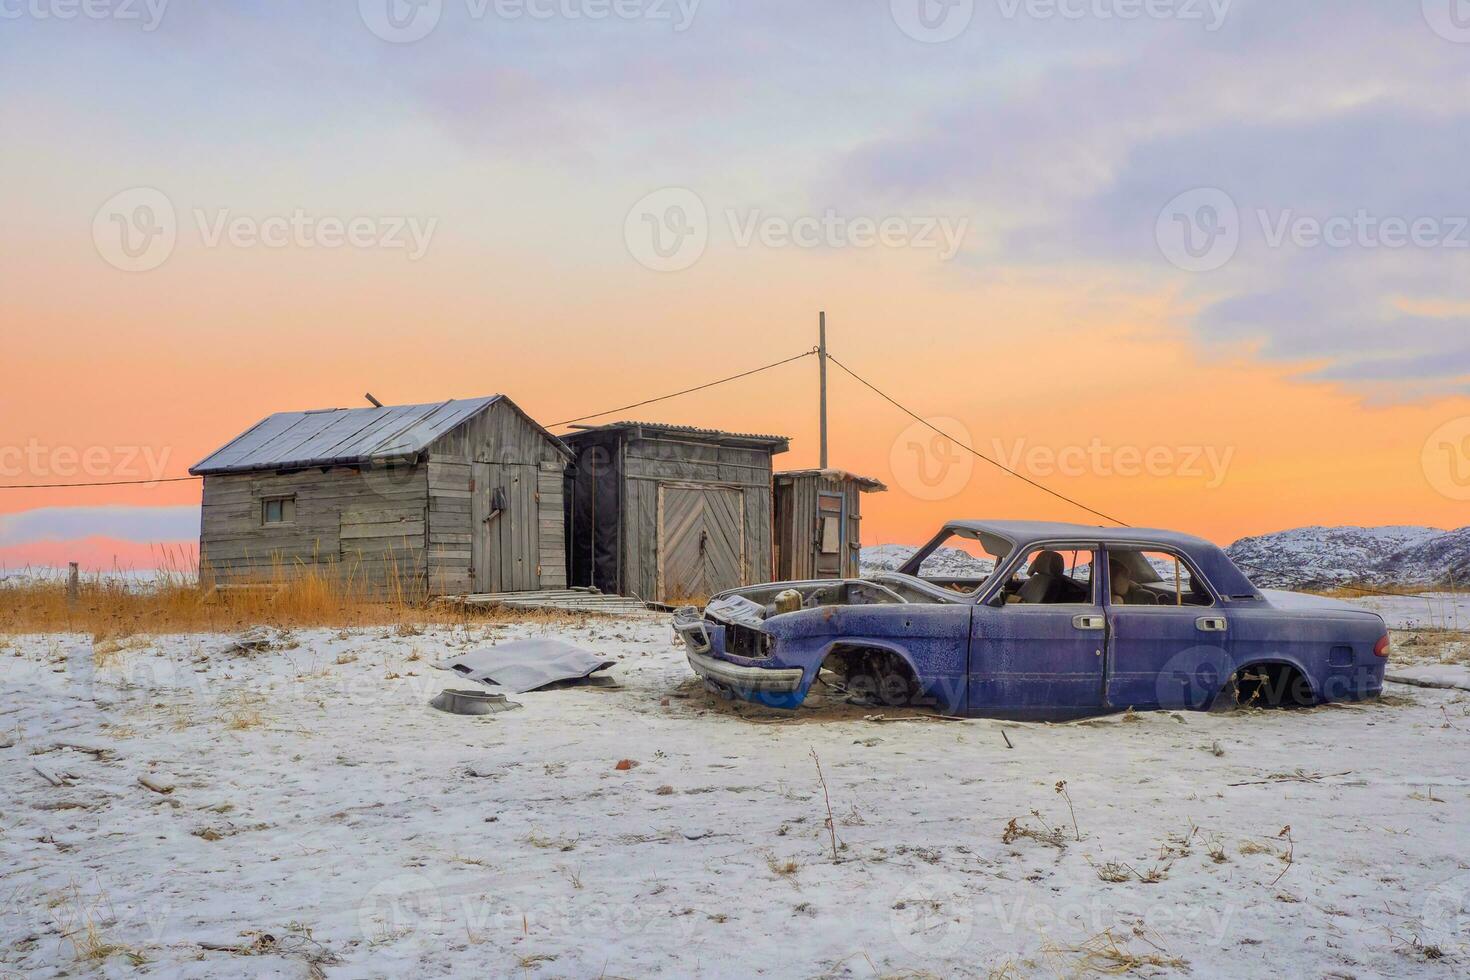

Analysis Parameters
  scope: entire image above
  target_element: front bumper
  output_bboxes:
[673,606,806,699]
[685,647,805,695]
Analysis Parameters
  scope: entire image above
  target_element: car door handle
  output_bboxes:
[1073,614,1106,631]
[1196,616,1228,632]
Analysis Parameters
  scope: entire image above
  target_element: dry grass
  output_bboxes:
[1045,929,1187,974]
[765,852,801,880]
[1,560,590,636]
[221,692,268,731]
[51,882,142,967]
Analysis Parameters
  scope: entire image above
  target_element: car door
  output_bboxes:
[967,544,1107,719]
[1103,547,1232,710]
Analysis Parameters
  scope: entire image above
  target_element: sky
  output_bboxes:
[2,0,1469,571]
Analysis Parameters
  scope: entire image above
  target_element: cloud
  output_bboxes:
[0,506,200,548]
[828,0,1470,394]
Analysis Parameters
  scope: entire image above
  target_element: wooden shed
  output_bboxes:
[773,469,887,581]
[561,422,790,603]
[190,396,572,599]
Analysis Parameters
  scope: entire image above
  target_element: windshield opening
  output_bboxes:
[896,527,1012,594]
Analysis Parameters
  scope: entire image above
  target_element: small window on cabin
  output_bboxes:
[262,496,296,526]
[820,516,842,554]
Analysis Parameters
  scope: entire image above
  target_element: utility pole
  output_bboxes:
[818,311,829,469]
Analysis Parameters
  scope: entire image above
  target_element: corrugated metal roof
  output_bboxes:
[191,397,502,476]
[562,421,790,448]
[776,469,887,492]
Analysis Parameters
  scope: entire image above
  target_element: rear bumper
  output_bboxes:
[685,648,805,695]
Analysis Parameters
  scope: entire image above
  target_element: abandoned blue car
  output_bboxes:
[674,520,1391,719]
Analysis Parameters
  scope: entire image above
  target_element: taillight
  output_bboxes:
[1374,634,1391,658]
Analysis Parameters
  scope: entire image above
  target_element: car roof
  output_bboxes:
[946,520,1214,551]
[944,520,1262,599]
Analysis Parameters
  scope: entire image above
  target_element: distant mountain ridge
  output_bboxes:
[861,526,1470,591]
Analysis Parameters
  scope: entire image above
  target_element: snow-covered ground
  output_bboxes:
[3,612,1469,978]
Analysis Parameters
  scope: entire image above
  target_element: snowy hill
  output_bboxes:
[866,526,1469,591]
[1225,526,1445,589]
[860,544,993,578]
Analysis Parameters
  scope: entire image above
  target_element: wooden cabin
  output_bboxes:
[773,469,886,580]
[561,422,790,603]
[190,396,572,599]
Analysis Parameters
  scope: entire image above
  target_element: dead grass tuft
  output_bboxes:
[765,852,801,880]
[1045,928,1187,974]
[1002,811,1069,849]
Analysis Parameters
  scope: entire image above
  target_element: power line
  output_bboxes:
[825,352,1131,527]
[3,351,819,490]
[0,475,201,490]
[550,349,817,428]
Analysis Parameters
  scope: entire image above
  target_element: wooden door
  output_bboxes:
[658,483,745,603]
[472,462,538,593]
[814,490,845,578]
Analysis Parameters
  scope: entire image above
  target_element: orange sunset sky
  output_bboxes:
[2,2,1467,570]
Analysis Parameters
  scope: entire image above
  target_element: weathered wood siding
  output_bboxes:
[199,465,429,598]
[775,474,866,580]
[424,398,567,595]
[621,434,775,601]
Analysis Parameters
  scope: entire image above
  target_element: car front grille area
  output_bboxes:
[715,620,772,659]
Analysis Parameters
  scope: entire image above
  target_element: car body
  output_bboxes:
[674,520,1390,720]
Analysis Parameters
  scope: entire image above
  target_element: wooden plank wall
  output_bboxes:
[621,434,775,600]
[775,474,867,580]
[424,399,568,595]
[199,465,429,598]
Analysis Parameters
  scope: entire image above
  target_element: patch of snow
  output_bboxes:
[1,619,1467,976]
